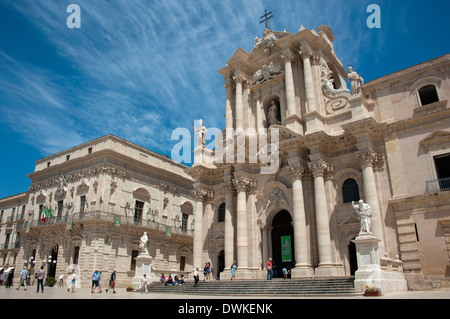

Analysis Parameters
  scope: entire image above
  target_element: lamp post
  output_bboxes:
[44,255,57,286]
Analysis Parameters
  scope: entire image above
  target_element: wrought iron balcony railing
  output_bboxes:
[426,177,450,194]
[16,210,193,237]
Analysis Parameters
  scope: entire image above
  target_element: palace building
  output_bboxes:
[0,24,449,290]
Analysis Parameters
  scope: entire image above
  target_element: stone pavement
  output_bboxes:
[1,285,450,299]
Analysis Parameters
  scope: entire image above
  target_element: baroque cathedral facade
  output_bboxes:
[1,25,449,290]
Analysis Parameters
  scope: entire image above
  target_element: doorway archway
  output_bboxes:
[271,210,295,277]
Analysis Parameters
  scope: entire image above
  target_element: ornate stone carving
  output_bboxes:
[308,161,333,178]
[358,150,378,167]
[252,62,283,85]
[252,29,277,54]
[289,163,306,180]
[266,188,288,208]
[192,189,208,201]
[232,177,252,192]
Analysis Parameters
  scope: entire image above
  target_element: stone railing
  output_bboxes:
[380,254,404,273]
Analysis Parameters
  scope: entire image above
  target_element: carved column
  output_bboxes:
[192,189,207,270]
[309,161,333,267]
[289,164,312,275]
[223,181,234,270]
[224,77,233,129]
[233,72,245,130]
[254,91,263,131]
[358,150,385,252]
[299,44,316,113]
[282,48,296,116]
[233,176,251,269]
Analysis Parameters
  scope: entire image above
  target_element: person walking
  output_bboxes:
[106,269,116,293]
[266,258,273,280]
[230,261,237,280]
[140,273,148,294]
[5,268,14,288]
[68,269,76,293]
[91,269,102,293]
[16,267,28,290]
[36,266,45,293]
[193,268,199,287]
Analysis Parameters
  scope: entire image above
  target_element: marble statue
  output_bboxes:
[139,232,149,254]
[352,200,372,235]
[347,66,364,95]
[268,101,280,126]
[193,119,207,148]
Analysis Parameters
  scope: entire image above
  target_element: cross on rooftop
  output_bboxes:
[259,9,273,29]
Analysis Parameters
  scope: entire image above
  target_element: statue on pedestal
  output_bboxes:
[139,232,149,254]
[347,66,364,95]
[352,200,372,235]
[193,119,207,149]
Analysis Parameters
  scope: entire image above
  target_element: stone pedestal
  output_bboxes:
[131,253,157,290]
[353,234,407,295]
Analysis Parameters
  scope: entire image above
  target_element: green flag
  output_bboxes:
[48,206,54,218]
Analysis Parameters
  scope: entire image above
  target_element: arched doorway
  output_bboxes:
[271,210,295,277]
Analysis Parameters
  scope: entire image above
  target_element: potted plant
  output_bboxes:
[126,285,134,292]
[47,277,56,287]
[364,285,381,296]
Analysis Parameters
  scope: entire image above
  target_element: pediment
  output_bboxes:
[420,130,450,151]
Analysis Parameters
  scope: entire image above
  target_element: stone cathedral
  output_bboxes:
[0,24,449,291]
[186,25,450,290]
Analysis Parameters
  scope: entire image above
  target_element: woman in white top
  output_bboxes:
[68,269,76,292]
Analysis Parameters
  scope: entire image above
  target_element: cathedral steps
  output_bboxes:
[146,277,361,297]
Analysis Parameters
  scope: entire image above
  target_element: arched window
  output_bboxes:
[218,203,225,223]
[418,85,439,106]
[342,178,360,203]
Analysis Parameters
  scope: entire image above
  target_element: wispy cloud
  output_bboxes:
[0,0,373,157]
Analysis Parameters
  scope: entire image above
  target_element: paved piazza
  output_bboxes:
[1,286,449,299]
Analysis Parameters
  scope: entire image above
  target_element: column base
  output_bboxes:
[314,263,341,277]
[291,264,314,278]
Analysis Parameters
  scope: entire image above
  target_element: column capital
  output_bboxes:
[299,44,313,59]
[358,150,377,167]
[232,176,253,192]
[233,73,247,85]
[281,47,294,63]
[308,161,333,178]
[192,188,208,201]
[289,163,307,181]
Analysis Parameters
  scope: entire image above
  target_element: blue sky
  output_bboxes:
[0,0,449,198]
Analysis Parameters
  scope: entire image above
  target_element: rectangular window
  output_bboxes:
[181,213,189,232]
[80,196,86,216]
[58,200,64,217]
[180,256,186,271]
[73,246,80,265]
[434,153,450,191]
[134,201,144,225]
[130,250,139,271]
